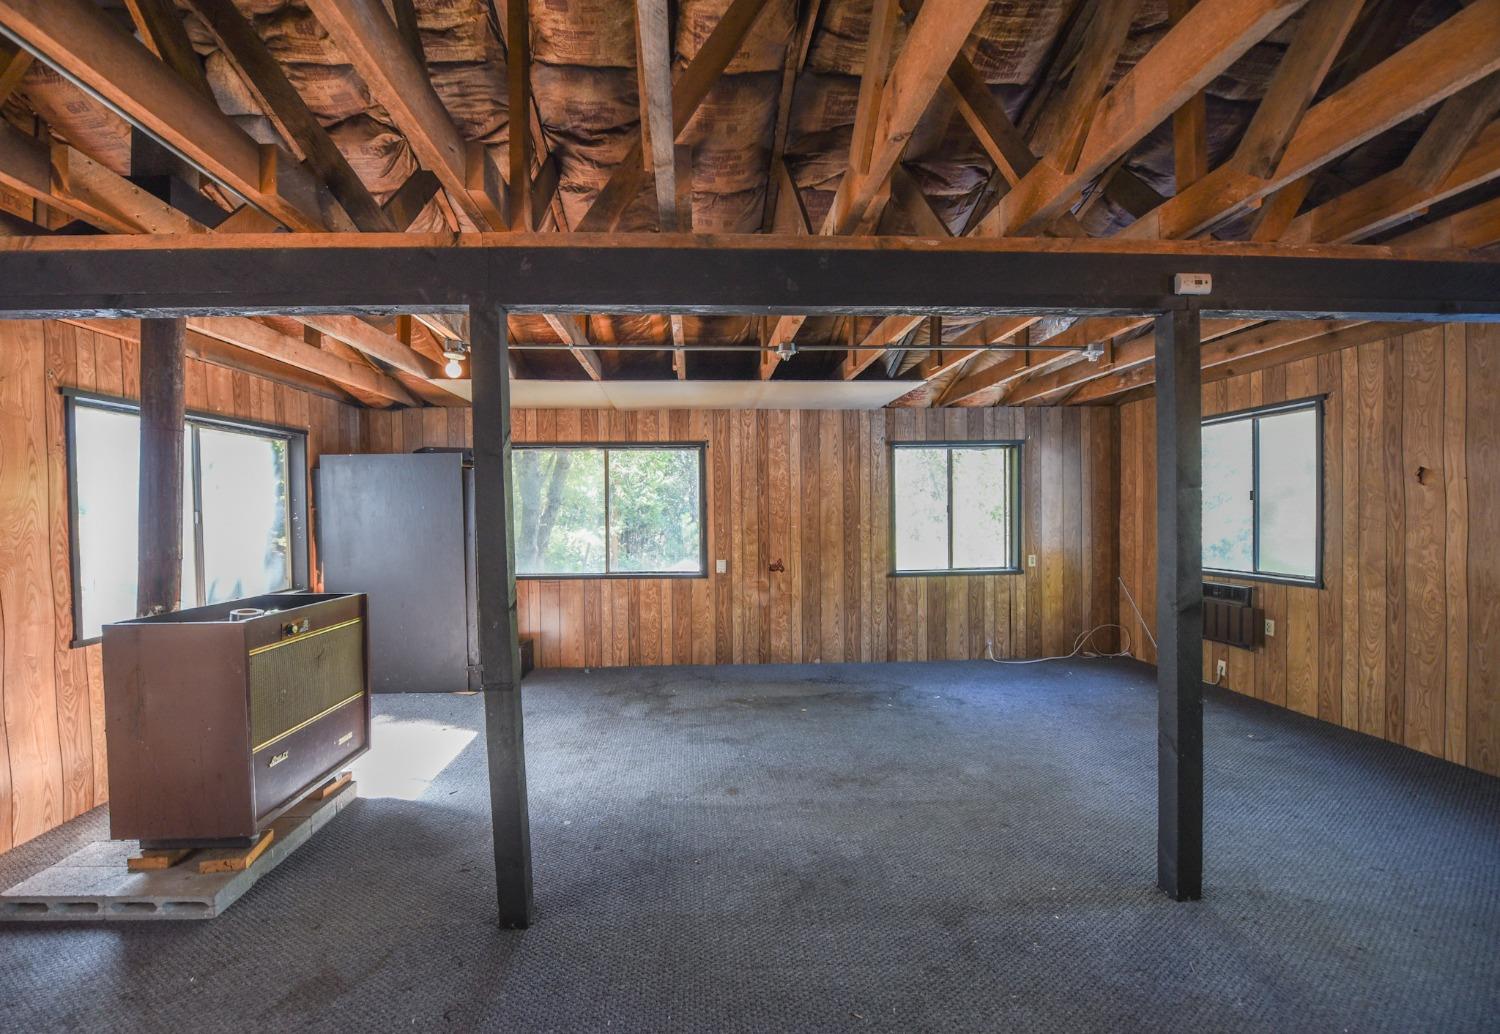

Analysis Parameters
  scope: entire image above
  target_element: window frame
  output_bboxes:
[1202,395,1325,589]
[511,441,708,580]
[888,439,1024,577]
[64,389,310,647]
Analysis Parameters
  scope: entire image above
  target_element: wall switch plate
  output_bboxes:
[1264,618,1275,638]
[1027,554,1037,568]
[1216,659,1227,679]
[716,559,727,574]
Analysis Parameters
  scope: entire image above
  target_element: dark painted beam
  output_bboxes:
[1154,307,1204,902]
[136,317,186,617]
[0,235,1497,322]
[469,300,535,929]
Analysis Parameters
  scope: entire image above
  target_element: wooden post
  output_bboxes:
[136,317,186,617]
[469,300,535,928]
[1154,306,1203,901]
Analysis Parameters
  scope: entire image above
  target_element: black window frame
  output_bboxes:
[64,389,310,647]
[888,439,1024,576]
[1202,395,1325,588]
[511,441,708,579]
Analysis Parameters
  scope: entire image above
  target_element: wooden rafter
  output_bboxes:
[763,0,993,360]
[305,0,506,230]
[635,0,678,232]
[1122,0,1500,241]
[508,0,533,231]
[0,37,33,105]
[1281,120,1500,245]
[0,0,341,232]
[183,0,393,232]
[988,0,1496,407]
[122,0,214,99]
[1169,0,1208,191]
[983,0,1309,237]
[577,0,772,232]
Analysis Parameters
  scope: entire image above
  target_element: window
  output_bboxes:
[513,444,705,577]
[890,442,1021,574]
[68,395,307,641]
[1202,398,1321,584]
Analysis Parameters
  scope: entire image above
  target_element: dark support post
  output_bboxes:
[136,318,186,617]
[469,300,535,928]
[1154,306,1203,901]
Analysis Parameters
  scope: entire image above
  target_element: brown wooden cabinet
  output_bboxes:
[102,592,370,848]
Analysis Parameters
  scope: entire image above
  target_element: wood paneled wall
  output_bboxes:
[1118,323,1500,777]
[0,320,361,853]
[360,406,1120,669]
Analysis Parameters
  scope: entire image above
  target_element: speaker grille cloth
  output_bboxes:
[249,622,363,749]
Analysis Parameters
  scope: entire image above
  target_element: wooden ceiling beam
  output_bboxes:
[765,0,995,363]
[758,160,811,378]
[1027,0,1138,174]
[0,38,33,105]
[760,0,822,230]
[182,0,393,232]
[1079,319,1390,403]
[190,317,416,404]
[0,0,339,231]
[1232,0,1365,180]
[991,0,1491,405]
[634,0,678,232]
[1385,193,1500,250]
[1282,120,1500,244]
[305,0,506,230]
[1124,0,1500,241]
[985,0,1309,236]
[577,0,773,232]
[1394,70,1500,191]
[122,0,214,99]
[540,314,604,380]
[70,317,363,403]
[825,0,992,236]
[1169,0,1209,191]
[298,314,445,380]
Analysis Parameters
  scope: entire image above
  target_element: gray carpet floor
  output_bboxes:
[1,658,1497,1033]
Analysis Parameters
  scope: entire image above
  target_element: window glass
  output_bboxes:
[198,425,292,603]
[1201,400,1320,582]
[514,448,606,575]
[892,443,1019,573]
[511,446,705,576]
[609,448,702,574]
[1256,407,1318,579]
[1202,419,1254,573]
[892,447,949,572]
[951,447,1011,570]
[74,405,145,639]
[70,399,301,640]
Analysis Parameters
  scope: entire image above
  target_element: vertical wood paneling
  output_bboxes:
[362,406,1117,675]
[1468,323,1500,774]
[0,321,360,853]
[1118,322,1496,777]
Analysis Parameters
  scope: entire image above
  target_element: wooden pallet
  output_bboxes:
[1,779,357,922]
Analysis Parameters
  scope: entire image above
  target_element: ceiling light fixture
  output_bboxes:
[443,346,467,378]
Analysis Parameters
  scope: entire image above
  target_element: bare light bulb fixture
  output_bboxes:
[442,347,466,378]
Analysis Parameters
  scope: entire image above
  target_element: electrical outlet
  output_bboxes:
[716,559,727,574]
[1027,554,1037,568]
[1216,659,1227,679]
[1264,618,1275,638]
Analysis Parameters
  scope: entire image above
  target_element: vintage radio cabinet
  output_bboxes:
[102,592,370,847]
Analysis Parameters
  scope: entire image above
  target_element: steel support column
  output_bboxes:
[1154,306,1203,901]
[469,300,535,928]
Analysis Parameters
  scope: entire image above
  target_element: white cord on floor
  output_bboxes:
[983,623,1133,665]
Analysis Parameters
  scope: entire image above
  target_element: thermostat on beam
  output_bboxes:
[1173,272,1213,295]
